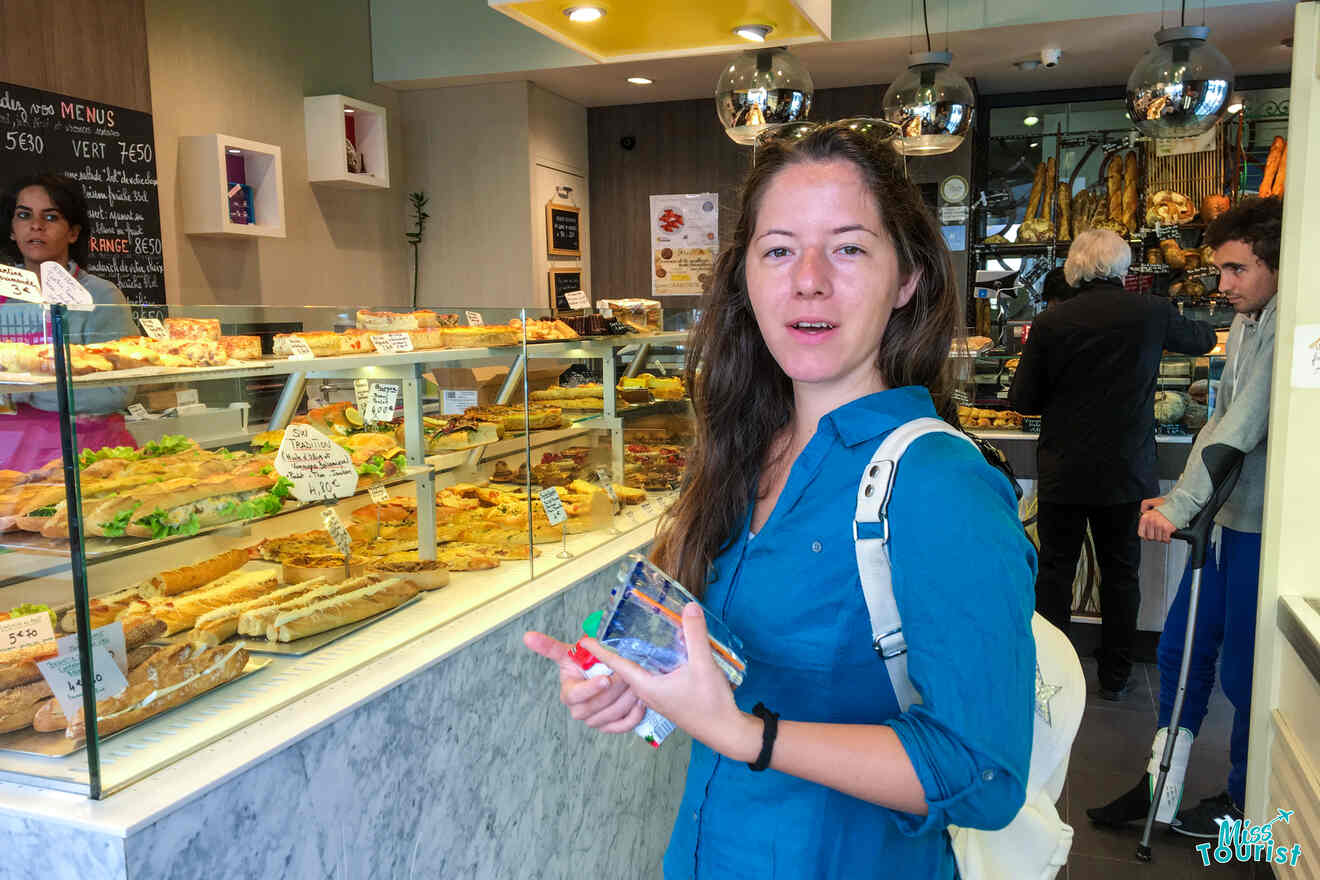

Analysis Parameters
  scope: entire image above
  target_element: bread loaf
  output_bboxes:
[1044,157,1057,225]
[0,681,54,733]
[140,548,250,598]
[190,577,329,646]
[0,614,162,690]
[1106,152,1124,222]
[1260,137,1285,197]
[152,570,279,635]
[1272,143,1286,197]
[30,645,161,733]
[269,578,418,642]
[1024,162,1047,221]
[1071,190,1091,236]
[1123,151,1139,233]
[1057,184,1072,241]
[237,574,379,636]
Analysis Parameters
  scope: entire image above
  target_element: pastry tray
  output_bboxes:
[0,656,271,758]
[155,593,424,657]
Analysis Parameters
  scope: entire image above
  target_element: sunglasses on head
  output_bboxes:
[752,118,908,173]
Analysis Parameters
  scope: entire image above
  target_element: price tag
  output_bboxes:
[285,336,315,360]
[641,501,657,517]
[0,265,43,304]
[321,507,353,556]
[353,378,370,414]
[176,388,199,406]
[563,290,590,311]
[57,621,127,673]
[441,389,479,415]
[39,261,94,310]
[465,310,484,327]
[365,382,399,423]
[368,483,389,504]
[0,610,55,651]
[537,486,568,526]
[594,468,619,504]
[370,332,413,353]
[138,317,168,340]
[275,423,358,502]
[952,389,971,406]
[126,403,150,420]
[38,646,130,722]
[599,306,613,319]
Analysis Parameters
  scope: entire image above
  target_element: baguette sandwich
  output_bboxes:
[147,570,280,635]
[139,548,252,598]
[189,577,330,646]
[236,574,381,636]
[268,577,417,642]
[0,614,164,692]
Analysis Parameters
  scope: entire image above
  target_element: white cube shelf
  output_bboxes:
[305,95,390,189]
[179,134,286,238]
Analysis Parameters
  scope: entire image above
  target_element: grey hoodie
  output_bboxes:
[1161,296,1275,533]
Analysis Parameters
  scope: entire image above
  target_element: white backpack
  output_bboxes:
[854,418,1084,880]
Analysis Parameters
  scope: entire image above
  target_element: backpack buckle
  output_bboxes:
[874,628,906,659]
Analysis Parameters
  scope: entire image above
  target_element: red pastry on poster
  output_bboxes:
[650,193,718,296]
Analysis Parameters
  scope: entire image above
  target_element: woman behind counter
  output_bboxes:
[526,122,1037,878]
[0,173,138,471]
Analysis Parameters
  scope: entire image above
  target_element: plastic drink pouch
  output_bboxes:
[567,638,677,748]
[592,554,747,688]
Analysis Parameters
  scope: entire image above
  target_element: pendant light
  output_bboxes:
[1125,0,1233,139]
[881,0,975,156]
[715,47,814,145]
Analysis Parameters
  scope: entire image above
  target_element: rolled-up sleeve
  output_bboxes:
[882,434,1037,835]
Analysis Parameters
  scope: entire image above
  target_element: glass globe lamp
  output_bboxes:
[715,48,813,145]
[881,51,975,156]
[1126,26,1233,139]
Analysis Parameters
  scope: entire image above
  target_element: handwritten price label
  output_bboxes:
[285,336,315,360]
[274,423,358,502]
[537,487,568,526]
[0,610,54,651]
[563,290,590,311]
[365,382,399,424]
[57,621,127,672]
[0,265,43,305]
[465,310,484,327]
[370,333,413,354]
[138,317,167,340]
[39,261,94,309]
[321,507,353,556]
[37,646,130,722]
[368,484,389,504]
[354,378,370,414]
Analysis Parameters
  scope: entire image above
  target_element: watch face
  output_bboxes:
[941,175,969,204]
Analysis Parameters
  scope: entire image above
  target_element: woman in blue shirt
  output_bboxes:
[526,122,1036,878]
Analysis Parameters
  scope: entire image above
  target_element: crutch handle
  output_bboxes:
[1171,443,1245,569]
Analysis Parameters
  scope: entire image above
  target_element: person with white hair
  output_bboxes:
[1009,229,1215,700]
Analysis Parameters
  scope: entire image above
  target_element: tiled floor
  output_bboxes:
[1063,659,1265,878]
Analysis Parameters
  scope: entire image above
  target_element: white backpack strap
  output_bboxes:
[855,417,977,712]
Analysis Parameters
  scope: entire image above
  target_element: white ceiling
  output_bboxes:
[386,2,1295,107]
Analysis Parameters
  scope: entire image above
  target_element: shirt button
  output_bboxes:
[692,811,699,821]
[982,769,995,782]
[811,541,822,552]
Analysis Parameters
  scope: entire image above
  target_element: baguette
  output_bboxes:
[190,577,329,646]
[67,643,249,739]
[237,575,380,636]
[152,570,280,635]
[1260,137,1285,197]
[123,473,281,537]
[269,578,417,642]
[31,645,161,732]
[1122,151,1139,233]
[1056,183,1072,240]
[1106,152,1124,221]
[0,680,55,733]
[1043,157,1057,225]
[1271,143,1287,197]
[61,586,143,632]
[1024,162,1046,221]
[140,548,250,598]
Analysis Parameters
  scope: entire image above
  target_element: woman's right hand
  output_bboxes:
[523,631,649,734]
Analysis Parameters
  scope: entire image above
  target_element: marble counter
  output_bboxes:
[0,529,689,880]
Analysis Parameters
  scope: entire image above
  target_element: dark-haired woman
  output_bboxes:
[525,124,1036,878]
[0,173,137,470]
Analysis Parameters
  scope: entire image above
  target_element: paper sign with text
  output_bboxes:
[126,403,150,420]
[275,423,358,502]
[594,468,619,505]
[285,336,315,360]
[563,290,590,311]
[370,332,413,353]
[354,378,370,414]
[57,621,127,673]
[321,508,353,556]
[38,646,130,722]
[0,610,55,652]
[40,261,94,309]
[138,317,167,340]
[465,310,484,327]
[366,382,400,424]
[441,389,479,415]
[0,265,43,304]
[537,487,568,526]
[368,484,389,504]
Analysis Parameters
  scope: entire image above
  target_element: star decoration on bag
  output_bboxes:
[1036,663,1062,726]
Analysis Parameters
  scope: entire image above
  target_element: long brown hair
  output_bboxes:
[651,122,961,595]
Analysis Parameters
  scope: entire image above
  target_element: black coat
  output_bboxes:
[1008,278,1217,505]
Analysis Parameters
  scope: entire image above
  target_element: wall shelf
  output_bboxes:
[179,134,287,238]
[305,95,389,189]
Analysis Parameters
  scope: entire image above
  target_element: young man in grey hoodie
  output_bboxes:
[1087,197,1282,838]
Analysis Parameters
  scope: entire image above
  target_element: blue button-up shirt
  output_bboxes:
[664,387,1037,879]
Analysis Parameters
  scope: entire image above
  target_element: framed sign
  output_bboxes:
[549,267,583,312]
[546,203,581,256]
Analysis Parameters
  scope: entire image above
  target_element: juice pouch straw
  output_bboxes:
[594,555,747,688]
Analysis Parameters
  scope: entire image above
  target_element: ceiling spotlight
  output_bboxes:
[1023,115,1040,126]
[564,6,604,23]
[1030,141,1039,148]
[733,24,772,42]
[343,108,355,114]
[626,76,654,85]
[226,148,242,155]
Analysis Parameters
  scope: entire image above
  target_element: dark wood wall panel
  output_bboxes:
[588,83,973,305]
[0,0,151,112]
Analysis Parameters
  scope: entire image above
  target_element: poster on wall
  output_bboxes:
[0,81,164,314]
[650,193,717,296]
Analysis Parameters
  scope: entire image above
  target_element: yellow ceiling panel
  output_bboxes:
[491,1,827,62]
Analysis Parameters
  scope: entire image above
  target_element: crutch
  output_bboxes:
[1137,442,1245,862]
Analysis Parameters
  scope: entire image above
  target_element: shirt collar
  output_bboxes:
[819,385,938,449]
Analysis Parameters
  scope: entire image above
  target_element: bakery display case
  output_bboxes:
[0,301,692,798]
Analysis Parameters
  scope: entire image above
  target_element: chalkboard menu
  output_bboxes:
[0,81,164,313]
[546,203,580,256]
[549,268,583,312]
